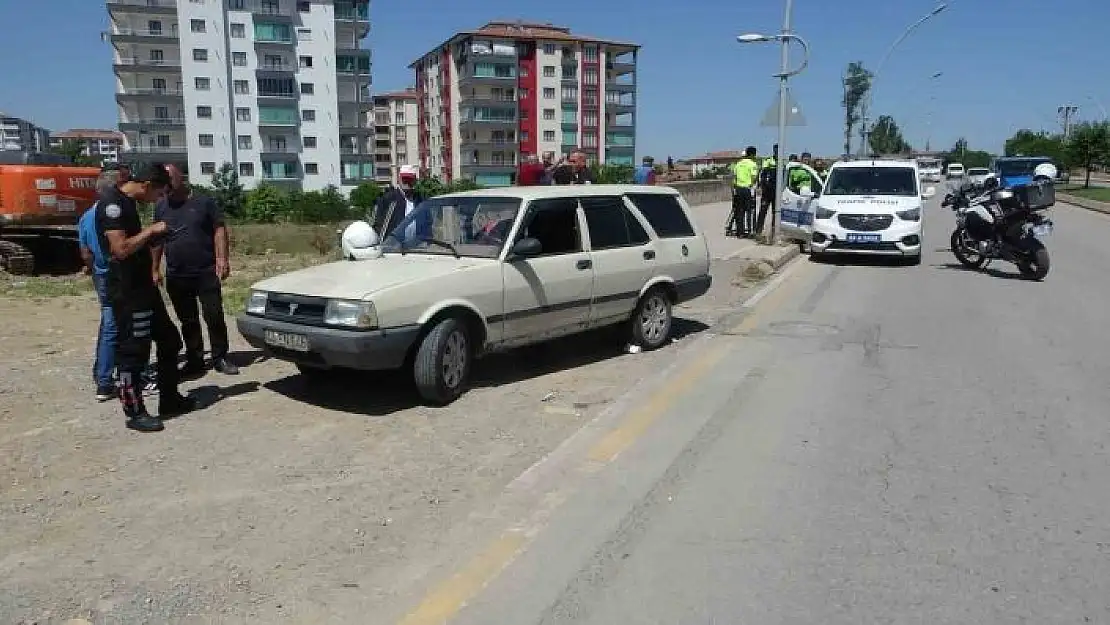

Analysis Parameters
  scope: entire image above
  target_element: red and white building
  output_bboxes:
[409,21,638,186]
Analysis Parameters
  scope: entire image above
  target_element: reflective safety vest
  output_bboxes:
[731,158,759,188]
[789,167,813,191]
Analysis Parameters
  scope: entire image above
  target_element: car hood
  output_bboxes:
[819,195,922,214]
[251,254,492,299]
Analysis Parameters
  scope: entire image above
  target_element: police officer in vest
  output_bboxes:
[729,146,760,238]
[756,144,779,238]
[96,162,198,432]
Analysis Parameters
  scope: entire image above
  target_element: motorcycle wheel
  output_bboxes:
[1018,244,1050,280]
[950,228,986,270]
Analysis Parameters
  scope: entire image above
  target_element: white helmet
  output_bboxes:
[1033,162,1057,181]
[341,220,379,258]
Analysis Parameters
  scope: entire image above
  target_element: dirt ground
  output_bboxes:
[0,254,762,624]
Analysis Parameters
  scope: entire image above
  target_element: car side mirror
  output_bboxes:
[921,186,936,199]
[509,237,542,258]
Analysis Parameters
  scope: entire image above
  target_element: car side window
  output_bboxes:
[624,193,695,238]
[517,198,582,256]
[581,196,649,250]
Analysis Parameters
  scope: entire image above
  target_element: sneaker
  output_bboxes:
[126,412,165,433]
[212,357,240,375]
[95,385,117,402]
[158,393,200,419]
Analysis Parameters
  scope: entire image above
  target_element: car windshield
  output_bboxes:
[967,168,990,175]
[998,158,1052,176]
[824,167,918,196]
[381,195,522,258]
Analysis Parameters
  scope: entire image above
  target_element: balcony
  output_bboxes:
[244,1,293,18]
[460,94,517,106]
[606,93,635,110]
[459,64,518,85]
[119,145,188,157]
[254,24,294,46]
[259,144,299,156]
[606,52,636,75]
[108,27,178,43]
[561,93,578,104]
[606,75,636,92]
[118,116,186,129]
[256,62,296,76]
[608,114,634,128]
[107,0,176,15]
[114,57,182,72]
[335,2,370,21]
[116,87,184,100]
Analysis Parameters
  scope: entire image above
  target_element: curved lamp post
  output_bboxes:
[736,0,811,244]
[861,3,948,156]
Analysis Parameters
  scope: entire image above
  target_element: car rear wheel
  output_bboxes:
[629,287,673,350]
[413,317,471,405]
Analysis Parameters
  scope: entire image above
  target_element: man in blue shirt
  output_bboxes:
[633,156,657,185]
[78,166,120,401]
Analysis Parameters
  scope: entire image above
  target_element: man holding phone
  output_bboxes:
[152,164,238,378]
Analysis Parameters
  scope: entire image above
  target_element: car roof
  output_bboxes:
[830,159,918,169]
[439,184,680,201]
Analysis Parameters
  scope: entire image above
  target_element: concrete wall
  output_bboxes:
[667,179,730,206]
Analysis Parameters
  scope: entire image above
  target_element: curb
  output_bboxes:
[1059,193,1110,215]
[728,243,800,270]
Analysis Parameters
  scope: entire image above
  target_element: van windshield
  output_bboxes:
[824,167,918,196]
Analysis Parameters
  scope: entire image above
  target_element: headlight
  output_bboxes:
[815,205,836,220]
[896,208,921,221]
[246,291,268,315]
[324,299,378,329]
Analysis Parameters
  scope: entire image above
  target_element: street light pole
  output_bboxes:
[861,3,948,156]
[772,0,793,244]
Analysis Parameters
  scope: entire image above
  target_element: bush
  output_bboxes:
[244,184,288,223]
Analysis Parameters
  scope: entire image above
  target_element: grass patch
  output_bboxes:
[1062,186,1110,203]
[0,272,93,297]
[231,222,346,256]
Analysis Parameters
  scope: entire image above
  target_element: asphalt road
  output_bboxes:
[425,197,1110,624]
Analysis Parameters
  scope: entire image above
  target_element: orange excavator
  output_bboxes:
[0,152,101,275]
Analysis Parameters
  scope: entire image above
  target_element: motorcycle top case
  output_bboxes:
[1013,180,1055,210]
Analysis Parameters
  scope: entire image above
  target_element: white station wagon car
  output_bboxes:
[237,185,712,405]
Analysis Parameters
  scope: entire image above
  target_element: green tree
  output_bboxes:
[349,181,383,216]
[842,61,873,157]
[1003,129,1067,165]
[1065,121,1110,188]
[210,163,245,218]
[414,176,447,198]
[243,184,288,223]
[447,178,482,192]
[868,115,912,155]
[49,139,101,167]
[943,137,992,169]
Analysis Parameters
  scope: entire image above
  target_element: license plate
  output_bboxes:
[1032,223,1052,237]
[846,233,881,243]
[264,329,309,352]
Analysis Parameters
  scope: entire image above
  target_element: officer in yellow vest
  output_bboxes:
[728,146,760,238]
[756,144,779,237]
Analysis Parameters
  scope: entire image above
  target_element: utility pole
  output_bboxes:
[1058,105,1079,138]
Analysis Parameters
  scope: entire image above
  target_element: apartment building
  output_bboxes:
[49,129,125,164]
[409,21,638,186]
[368,88,419,185]
[108,0,372,191]
[0,113,51,153]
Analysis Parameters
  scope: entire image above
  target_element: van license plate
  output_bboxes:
[264,330,309,352]
[846,233,881,243]
[1032,223,1052,237]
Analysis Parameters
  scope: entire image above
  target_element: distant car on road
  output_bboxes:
[966,167,991,186]
[237,185,712,405]
[946,163,966,179]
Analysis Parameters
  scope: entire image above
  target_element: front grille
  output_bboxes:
[265,293,327,325]
[838,214,893,231]
[828,241,900,252]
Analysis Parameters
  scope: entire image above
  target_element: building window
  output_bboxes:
[193,48,208,62]
[584,69,598,85]
[198,133,214,146]
[230,23,245,38]
[302,109,315,122]
[196,106,212,119]
[297,1,310,11]
[303,136,317,148]
[150,49,164,61]
[190,19,205,33]
[200,162,216,174]
[543,130,556,142]
[394,111,405,124]
[543,108,555,120]
[543,65,556,78]
[582,131,598,148]
[561,86,578,101]
[304,162,318,174]
[236,107,251,121]
[584,45,598,61]
[296,27,311,40]
[520,130,529,142]
[299,55,312,68]
[239,162,254,177]
[583,112,598,127]
[233,80,250,94]
[543,43,556,55]
[543,87,555,99]
[519,65,529,77]
[156,134,171,147]
[300,82,314,95]
[232,52,247,67]
[195,77,210,90]
[237,135,252,149]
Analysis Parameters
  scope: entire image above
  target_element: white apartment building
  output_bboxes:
[368,88,419,185]
[108,0,372,191]
[410,21,638,186]
[49,129,125,164]
[1,113,51,153]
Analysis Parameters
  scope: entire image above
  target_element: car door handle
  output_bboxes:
[643,250,656,260]
[576,259,592,270]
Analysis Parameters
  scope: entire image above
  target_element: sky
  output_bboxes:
[1,0,1108,160]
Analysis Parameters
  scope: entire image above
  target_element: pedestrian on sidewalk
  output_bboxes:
[756,144,779,239]
[728,147,760,238]
[634,156,657,185]
[152,164,239,378]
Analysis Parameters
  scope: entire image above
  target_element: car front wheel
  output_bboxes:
[413,317,472,405]
[629,287,673,350]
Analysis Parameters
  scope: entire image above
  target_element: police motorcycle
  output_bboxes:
[943,163,1056,280]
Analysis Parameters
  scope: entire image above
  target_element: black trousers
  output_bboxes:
[112,289,182,416]
[166,272,229,363]
[731,187,755,235]
[756,187,775,235]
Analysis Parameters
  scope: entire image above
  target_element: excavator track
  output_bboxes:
[0,239,35,275]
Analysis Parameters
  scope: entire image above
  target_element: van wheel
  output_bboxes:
[413,317,471,405]
[629,288,673,350]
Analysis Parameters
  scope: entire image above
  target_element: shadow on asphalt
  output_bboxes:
[933,262,1036,282]
[808,254,915,268]
[262,316,712,416]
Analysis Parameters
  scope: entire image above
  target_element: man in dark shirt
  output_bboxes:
[96,162,197,432]
[551,151,594,185]
[152,164,238,377]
